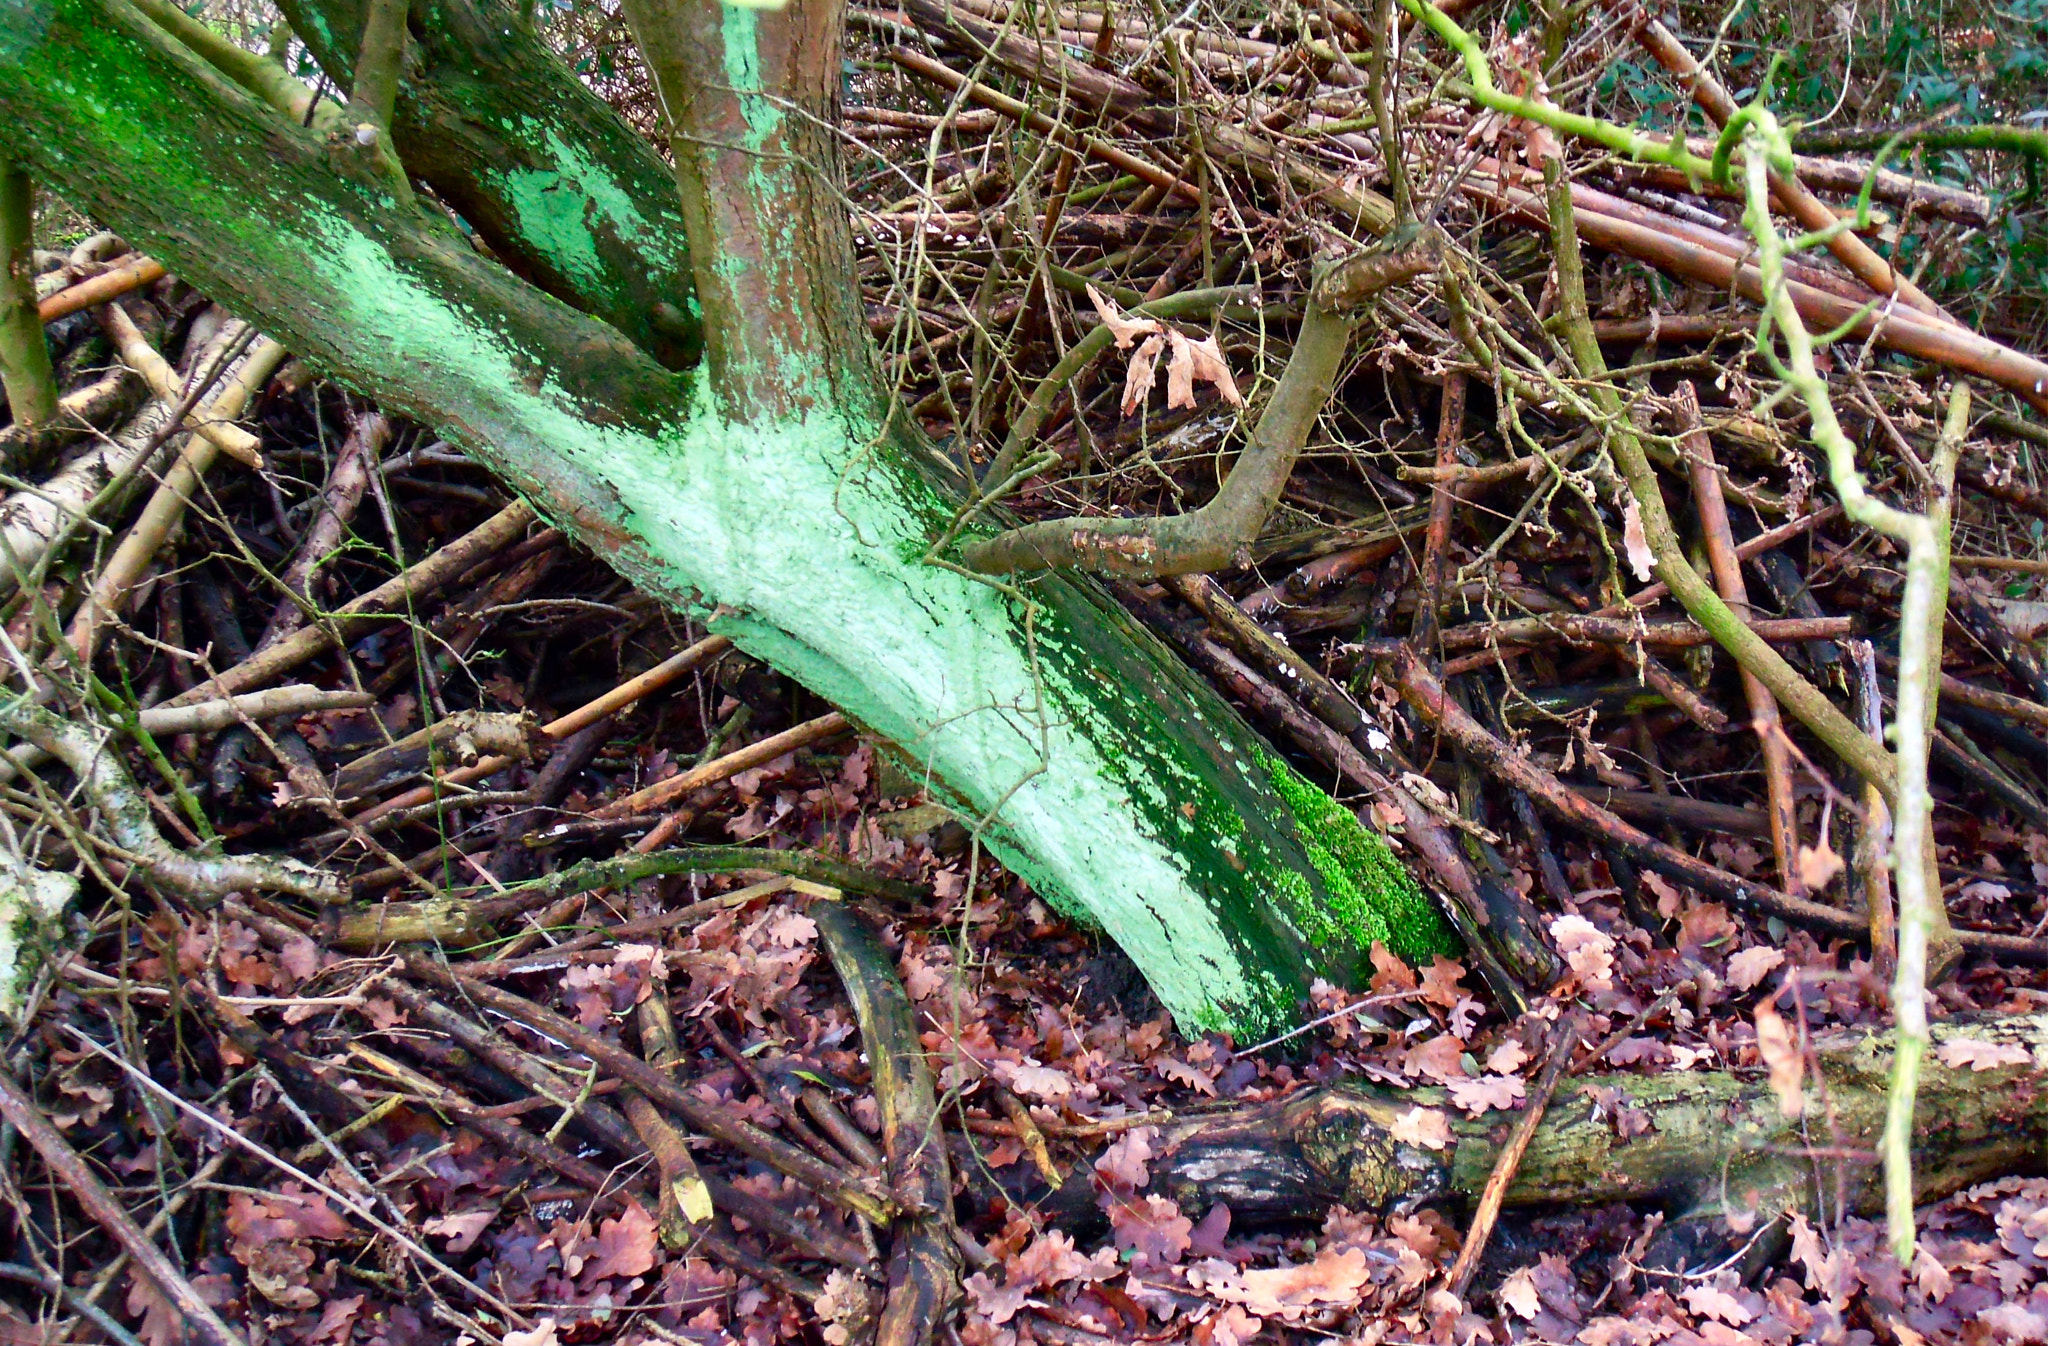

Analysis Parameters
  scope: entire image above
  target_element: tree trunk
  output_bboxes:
[0,0,1457,1036]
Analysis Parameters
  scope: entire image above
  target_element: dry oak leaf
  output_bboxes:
[1155,1055,1217,1095]
[1621,494,1657,581]
[1447,1073,1527,1116]
[1418,955,1469,1009]
[1107,1193,1193,1268]
[422,1208,497,1253]
[1681,1283,1754,1327]
[1005,1063,1075,1102]
[1095,1126,1157,1189]
[584,1200,660,1282]
[1390,1105,1452,1150]
[1499,1267,1543,1319]
[1402,1032,1468,1083]
[1935,1038,2034,1071]
[501,1320,560,1346]
[1162,329,1243,410]
[1086,282,1163,348]
[1196,1246,1373,1320]
[1121,333,1167,415]
[1981,1303,2048,1342]
[1754,1003,1805,1118]
[1207,1305,1264,1346]
[965,1228,1122,1322]
[1551,913,1616,990]
[1576,1316,1671,1345]
[1726,946,1786,993]
[1369,941,1419,994]
[124,1273,184,1346]
[1485,1039,1530,1075]
[1797,837,1846,892]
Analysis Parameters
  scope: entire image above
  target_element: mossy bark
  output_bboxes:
[987,1012,2048,1229]
[278,0,703,367]
[0,0,1452,1036]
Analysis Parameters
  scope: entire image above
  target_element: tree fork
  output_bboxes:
[278,0,703,367]
[0,0,1456,1035]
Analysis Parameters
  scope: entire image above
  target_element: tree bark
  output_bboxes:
[277,0,703,368]
[984,1011,2048,1235]
[0,0,1455,1036]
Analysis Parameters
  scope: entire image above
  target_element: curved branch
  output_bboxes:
[0,699,342,906]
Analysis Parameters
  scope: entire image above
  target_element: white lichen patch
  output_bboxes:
[0,849,78,1021]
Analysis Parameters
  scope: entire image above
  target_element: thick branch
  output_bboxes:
[0,162,56,430]
[965,304,1350,580]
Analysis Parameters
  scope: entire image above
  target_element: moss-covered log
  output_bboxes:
[997,1012,2048,1230]
[0,0,1455,1036]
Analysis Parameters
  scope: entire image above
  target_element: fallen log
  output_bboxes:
[973,1011,2048,1245]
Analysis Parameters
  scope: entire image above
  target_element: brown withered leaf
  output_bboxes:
[1106,1193,1192,1269]
[1155,1055,1216,1095]
[1390,1105,1452,1150]
[1165,330,1242,409]
[583,1200,659,1282]
[1402,1033,1468,1083]
[1621,494,1657,581]
[1369,942,1419,994]
[1934,1038,2033,1071]
[1195,1246,1373,1320]
[1121,333,1166,415]
[1086,282,1162,348]
[1797,837,1846,892]
[1499,1267,1542,1319]
[1681,1282,1755,1326]
[423,1208,497,1253]
[1418,956,1468,1009]
[1754,1004,1805,1118]
[1446,1073,1526,1116]
[1485,1039,1530,1075]
[1095,1126,1157,1190]
[1727,946,1787,993]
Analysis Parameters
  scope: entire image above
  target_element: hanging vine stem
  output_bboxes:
[1732,108,1956,1264]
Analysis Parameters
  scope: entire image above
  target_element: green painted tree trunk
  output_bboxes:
[0,0,1453,1036]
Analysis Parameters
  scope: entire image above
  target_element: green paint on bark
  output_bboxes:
[0,0,1467,1038]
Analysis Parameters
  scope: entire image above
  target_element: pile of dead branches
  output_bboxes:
[1,0,2047,1344]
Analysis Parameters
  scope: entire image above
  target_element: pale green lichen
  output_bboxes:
[491,125,674,299]
[0,850,76,1021]
[18,6,1441,1039]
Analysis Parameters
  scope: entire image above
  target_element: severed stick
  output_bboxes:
[97,304,268,468]
[350,632,733,825]
[1444,1012,1585,1300]
[35,253,166,322]
[593,709,850,819]
[1409,370,1467,658]
[1678,381,1801,894]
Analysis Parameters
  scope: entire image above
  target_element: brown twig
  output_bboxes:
[0,1069,250,1346]
[1445,1011,1585,1300]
